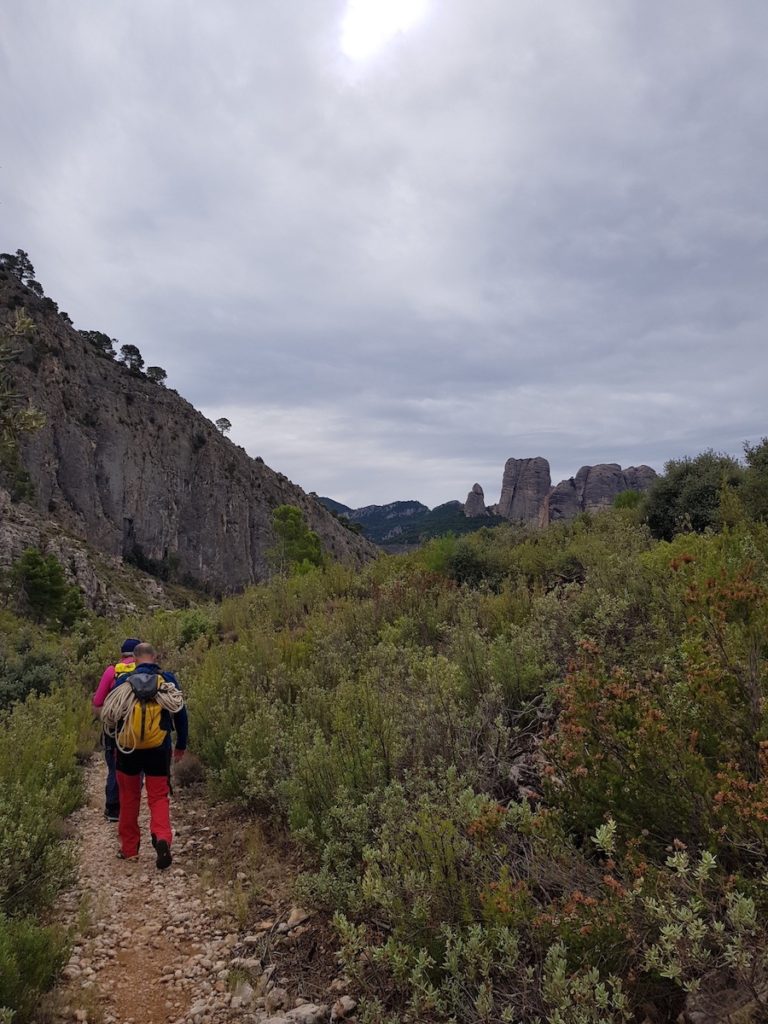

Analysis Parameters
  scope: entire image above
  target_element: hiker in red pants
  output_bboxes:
[108,642,188,869]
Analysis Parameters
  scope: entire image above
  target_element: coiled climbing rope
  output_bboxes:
[100,676,184,754]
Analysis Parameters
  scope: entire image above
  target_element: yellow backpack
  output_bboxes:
[117,672,168,750]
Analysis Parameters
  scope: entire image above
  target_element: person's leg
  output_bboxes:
[144,746,173,868]
[145,775,172,844]
[116,770,142,857]
[104,742,120,819]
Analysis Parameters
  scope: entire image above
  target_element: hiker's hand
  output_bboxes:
[173,749,186,762]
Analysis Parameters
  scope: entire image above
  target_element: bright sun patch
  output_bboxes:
[341,0,430,61]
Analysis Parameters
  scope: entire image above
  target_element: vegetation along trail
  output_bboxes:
[50,759,353,1024]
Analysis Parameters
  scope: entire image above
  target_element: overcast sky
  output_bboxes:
[2,1,767,507]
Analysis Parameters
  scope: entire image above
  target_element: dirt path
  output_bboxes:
[49,759,354,1024]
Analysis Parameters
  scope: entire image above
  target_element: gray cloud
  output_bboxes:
[2,0,767,506]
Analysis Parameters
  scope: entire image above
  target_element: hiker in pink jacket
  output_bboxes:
[93,638,140,821]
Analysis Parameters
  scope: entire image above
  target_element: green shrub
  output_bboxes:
[0,666,86,1020]
[178,607,215,647]
[0,913,68,1023]
[0,643,64,710]
[645,451,743,540]
[95,471,768,1021]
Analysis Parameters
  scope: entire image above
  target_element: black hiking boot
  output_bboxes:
[154,838,172,870]
[105,803,120,823]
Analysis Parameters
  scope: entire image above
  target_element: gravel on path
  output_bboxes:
[49,759,353,1024]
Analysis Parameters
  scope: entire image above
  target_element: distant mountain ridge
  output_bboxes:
[317,496,504,547]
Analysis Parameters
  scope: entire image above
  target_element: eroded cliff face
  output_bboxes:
[1,277,376,593]
[463,483,488,518]
[496,458,552,523]
[548,463,658,522]
[488,457,657,526]
[0,486,172,616]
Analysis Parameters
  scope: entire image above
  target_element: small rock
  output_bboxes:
[233,981,255,1006]
[265,987,289,1012]
[287,1004,329,1024]
[331,995,358,1020]
[286,907,311,930]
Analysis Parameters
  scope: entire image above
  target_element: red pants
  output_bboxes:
[116,771,172,857]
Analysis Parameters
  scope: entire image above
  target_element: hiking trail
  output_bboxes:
[49,758,356,1024]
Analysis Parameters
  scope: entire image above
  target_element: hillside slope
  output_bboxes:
[1,272,376,593]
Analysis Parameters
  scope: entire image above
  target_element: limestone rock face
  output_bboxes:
[463,483,488,518]
[624,465,658,492]
[0,486,169,615]
[548,478,581,523]
[576,463,626,511]
[1,275,376,594]
[549,463,658,522]
[497,458,551,523]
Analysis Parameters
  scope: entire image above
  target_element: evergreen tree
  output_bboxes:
[11,548,85,628]
[12,549,67,623]
[269,505,324,574]
[146,366,167,385]
[215,417,232,435]
[0,250,35,284]
[79,330,116,358]
[119,344,144,373]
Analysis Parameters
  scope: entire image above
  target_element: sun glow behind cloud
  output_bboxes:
[340,0,430,61]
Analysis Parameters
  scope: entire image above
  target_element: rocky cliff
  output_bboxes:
[466,457,657,527]
[463,483,488,518]
[1,273,376,594]
[0,485,176,616]
[547,463,657,522]
[495,457,552,523]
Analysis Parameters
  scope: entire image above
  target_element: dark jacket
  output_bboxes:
[114,662,188,751]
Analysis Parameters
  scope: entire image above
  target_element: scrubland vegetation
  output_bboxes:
[0,614,90,1019]
[3,447,768,1021]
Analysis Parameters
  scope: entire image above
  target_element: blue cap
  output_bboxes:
[121,638,141,654]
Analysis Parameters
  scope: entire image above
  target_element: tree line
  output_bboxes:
[0,249,167,385]
[1,249,239,437]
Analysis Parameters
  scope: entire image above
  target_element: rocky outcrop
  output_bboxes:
[1,275,376,594]
[624,465,658,493]
[496,458,551,523]
[548,463,657,522]
[0,486,170,615]
[546,477,581,523]
[491,457,658,526]
[463,483,488,517]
